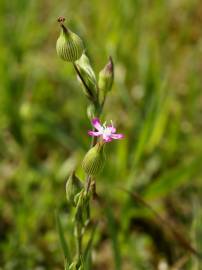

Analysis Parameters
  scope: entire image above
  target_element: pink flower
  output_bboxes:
[88,118,124,143]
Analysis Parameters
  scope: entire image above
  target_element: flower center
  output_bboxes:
[103,127,113,136]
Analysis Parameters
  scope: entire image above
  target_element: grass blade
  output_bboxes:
[84,223,97,270]
[55,211,71,265]
[105,206,122,270]
[144,155,202,200]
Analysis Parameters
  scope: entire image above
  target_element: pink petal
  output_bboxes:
[110,133,124,140]
[103,137,113,142]
[108,125,116,133]
[88,131,102,137]
[103,134,112,142]
[92,118,102,131]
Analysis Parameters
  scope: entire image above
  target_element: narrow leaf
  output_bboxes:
[106,207,122,270]
[55,211,71,265]
[84,223,97,270]
[144,155,202,200]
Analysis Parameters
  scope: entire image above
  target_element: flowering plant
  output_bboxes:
[56,17,124,269]
[88,118,124,142]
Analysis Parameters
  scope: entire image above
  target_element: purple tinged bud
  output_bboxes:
[98,57,114,103]
[106,56,114,75]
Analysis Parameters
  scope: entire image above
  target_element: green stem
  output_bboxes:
[75,222,82,259]
[86,99,106,194]
[72,60,106,265]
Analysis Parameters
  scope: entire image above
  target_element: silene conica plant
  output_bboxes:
[56,17,124,270]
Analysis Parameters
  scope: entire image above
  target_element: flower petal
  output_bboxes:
[92,118,102,131]
[103,133,112,142]
[103,137,113,142]
[88,131,102,137]
[108,125,116,133]
[110,133,124,140]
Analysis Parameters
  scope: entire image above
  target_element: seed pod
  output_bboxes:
[82,143,106,176]
[98,56,114,103]
[56,18,84,62]
[66,171,83,206]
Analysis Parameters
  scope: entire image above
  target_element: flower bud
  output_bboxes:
[87,104,96,120]
[68,262,77,270]
[66,171,83,206]
[56,17,84,62]
[98,57,114,102]
[74,190,90,226]
[68,259,84,270]
[75,191,85,224]
[82,143,106,176]
[75,53,97,100]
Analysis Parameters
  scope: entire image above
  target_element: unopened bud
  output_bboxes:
[98,57,114,102]
[87,104,96,120]
[82,143,106,176]
[56,17,84,62]
[74,190,90,225]
[68,258,83,270]
[68,262,77,270]
[66,171,83,206]
[75,53,97,100]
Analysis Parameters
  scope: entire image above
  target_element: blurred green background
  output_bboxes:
[0,0,202,269]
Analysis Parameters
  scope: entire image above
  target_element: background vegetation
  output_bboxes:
[0,0,202,269]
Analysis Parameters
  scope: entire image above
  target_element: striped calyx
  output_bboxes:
[56,19,84,62]
[82,143,106,176]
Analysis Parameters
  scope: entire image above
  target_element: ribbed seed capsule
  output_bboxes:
[82,143,106,176]
[56,20,84,62]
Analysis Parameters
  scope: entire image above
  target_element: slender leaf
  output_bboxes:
[106,207,122,270]
[55,211,71,265]
[144,155,202,200]
[84,223,97,270]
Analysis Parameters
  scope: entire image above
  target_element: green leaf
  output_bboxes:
[144,155,202,200]
[84,223,97,270]
[191,202,202,269]
[147,95,170,152]
[55,211,71,266]
[106,206,122,270]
